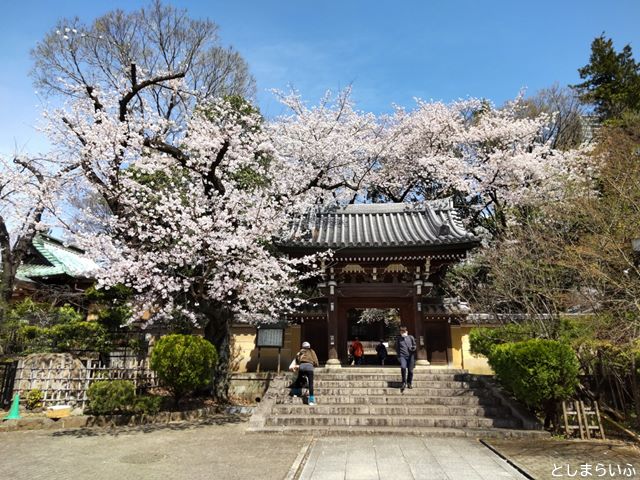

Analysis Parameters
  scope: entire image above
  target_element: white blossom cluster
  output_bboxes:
[270,90,591,223]
[28,73,591,328]
[0,154,71,245]
[41,81,314,326]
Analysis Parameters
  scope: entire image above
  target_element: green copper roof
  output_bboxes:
[16,235,99,281]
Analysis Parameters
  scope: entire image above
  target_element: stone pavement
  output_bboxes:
[0,415,309,480]
[295,436,527,480]
[487,438,640,479]
[3,415,638,480]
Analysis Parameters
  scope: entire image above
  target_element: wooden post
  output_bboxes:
[594,401,606,440]
[256,347,261,373]
[82,360,92,410]
[576,401,585,439]
[580,400,591,439]
[277,347,281,375]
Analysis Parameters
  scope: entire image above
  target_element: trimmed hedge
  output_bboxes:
[489,338,579,413]
[87,380,163,415]
[133,395,163,415]
[87,380,135,415]
[150,334,218,404]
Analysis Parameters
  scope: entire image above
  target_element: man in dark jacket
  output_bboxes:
[395,326,417,392]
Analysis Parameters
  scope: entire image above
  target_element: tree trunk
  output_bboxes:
[543,400,559,432]
[203,306,233,404]
[0,217,15,312]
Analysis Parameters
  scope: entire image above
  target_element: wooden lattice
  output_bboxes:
[13,358,157,410]
[562,399,606,440]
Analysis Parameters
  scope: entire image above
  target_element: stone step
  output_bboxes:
[317,367,466,374]
[315,380,481,389]
[247,425,548,439]
[312,387,494,397]
[279,395,501,406]
[315,373,472,382]
[265,414,522,429]
[272,404,512,417]
[250,368,543,437]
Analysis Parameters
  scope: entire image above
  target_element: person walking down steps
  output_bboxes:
[295,341,319,405]
[396,326,417,392]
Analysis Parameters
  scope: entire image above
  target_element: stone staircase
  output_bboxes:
[248,367,548,438]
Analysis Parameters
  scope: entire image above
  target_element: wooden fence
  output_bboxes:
[13,357,157,410]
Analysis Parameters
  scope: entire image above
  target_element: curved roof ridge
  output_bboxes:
[280,198,478,250]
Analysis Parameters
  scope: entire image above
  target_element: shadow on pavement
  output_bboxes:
[50,414,248,438]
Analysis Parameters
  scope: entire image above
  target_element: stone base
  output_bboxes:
[324,359,342,369]
[414,359,431,369]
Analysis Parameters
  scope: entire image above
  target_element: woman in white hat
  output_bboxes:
[294,341,319,405]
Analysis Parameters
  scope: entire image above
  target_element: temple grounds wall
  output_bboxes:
[450,326,493,375]
[231,325,300,373]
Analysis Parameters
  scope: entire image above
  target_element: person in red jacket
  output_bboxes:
[351,337,364,365]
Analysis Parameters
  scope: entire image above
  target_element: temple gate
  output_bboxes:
[278,199,478,366]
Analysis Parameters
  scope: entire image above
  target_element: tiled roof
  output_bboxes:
[280,198,477,250]
[16,235,99,281]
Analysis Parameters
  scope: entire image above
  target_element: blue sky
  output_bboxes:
[1,0,639,156]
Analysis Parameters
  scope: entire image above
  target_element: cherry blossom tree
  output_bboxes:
[0,155,75,315]
[36,8,589,403]
[32,0,255,124]
[32,4,314,400]
[46,85,318,399]
[268,88,390,205]
[371,95,590,237]
[270,89,590,238]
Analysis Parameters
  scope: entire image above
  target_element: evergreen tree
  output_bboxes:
[572,35,640,121]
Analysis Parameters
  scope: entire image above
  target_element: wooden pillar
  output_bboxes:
[414,266,430,367]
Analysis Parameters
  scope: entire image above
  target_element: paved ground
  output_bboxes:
[0,415,309,480]
[297,436,526,480]
[3,416,640,480]
[487,438,640,479]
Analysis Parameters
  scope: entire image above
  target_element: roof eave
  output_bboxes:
[277,239,480,257]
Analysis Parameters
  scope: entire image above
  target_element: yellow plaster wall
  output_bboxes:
[231,325,301,373]
[457,326,493,375]
[450,326,463,368]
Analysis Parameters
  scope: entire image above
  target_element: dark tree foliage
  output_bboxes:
[572,35,640,121]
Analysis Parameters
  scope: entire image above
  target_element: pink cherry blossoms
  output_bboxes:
[35,73,590,329]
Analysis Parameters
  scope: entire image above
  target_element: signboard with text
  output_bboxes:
[256,327,284,348]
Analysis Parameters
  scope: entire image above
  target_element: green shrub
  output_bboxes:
[488,339,579,423]
[469,324,534,357]
[26,389,43,410]
[150,334,217,405]
[133,395,163,415]
[87,380,135,415]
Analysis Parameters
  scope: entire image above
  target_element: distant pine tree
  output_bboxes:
[572,34,640,121]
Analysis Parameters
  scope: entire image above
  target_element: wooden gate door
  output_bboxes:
[425,322,449,365]
[301,318,328,364]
